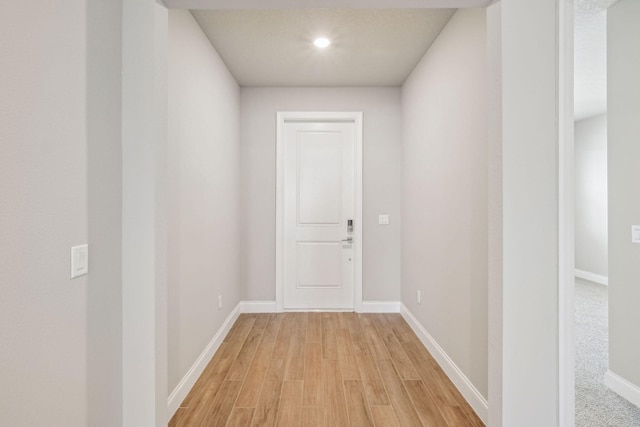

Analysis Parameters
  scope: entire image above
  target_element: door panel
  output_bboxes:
[297,132,342,225]
[284,121,355,309]
[296,242,342,289]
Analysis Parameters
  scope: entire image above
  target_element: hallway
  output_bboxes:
[1,0,586,424]
[169,313,483,426]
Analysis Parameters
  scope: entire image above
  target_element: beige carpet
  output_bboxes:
[575,278,640,426]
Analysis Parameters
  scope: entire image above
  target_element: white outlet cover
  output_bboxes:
[378,214,390,225]
[71,244,89,279]
[632,225,640,244]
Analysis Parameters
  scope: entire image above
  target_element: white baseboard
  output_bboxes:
[605,370,640,409]
[400,304,488,424]
[241,300,277,313]
[359,301,401,313]
[240,300,401,313]
[575,269,608,286]
[167,302,241,419]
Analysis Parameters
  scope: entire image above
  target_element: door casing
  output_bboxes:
[275,111,363,312]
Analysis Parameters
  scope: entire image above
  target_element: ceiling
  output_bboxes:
[574,0,618,121]
[167,0,489,9]
[186,0,614,117]
[191,9,456,87]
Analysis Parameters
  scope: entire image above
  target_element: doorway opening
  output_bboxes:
[573,0,640,424]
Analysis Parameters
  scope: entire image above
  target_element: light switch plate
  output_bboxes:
[632,225,640,244]
[378,214,389,225]
[71,244,89,279]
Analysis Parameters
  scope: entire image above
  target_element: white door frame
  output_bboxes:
[558,1,575,425]
[275,112,363,312]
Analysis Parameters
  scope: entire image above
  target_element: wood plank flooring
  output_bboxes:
[169,313,484,427]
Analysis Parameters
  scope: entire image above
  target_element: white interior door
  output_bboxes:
[283,120,356,309]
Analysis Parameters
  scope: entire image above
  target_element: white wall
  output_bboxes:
[121,2,169,424]
[401,8,488,398]
[240,87,402,302]
[87,0,124,425]
[608,0,640,391]
[575,114,608,279]
[486,3,504,424]
[499,0,566,424]
[167,10,241,392]
[0,1,123,425]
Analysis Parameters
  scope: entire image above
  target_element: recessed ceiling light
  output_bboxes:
[313,37,331,49]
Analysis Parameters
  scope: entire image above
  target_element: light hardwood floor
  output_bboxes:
[169,312,484,427]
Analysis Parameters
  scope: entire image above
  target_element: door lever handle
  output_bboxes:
[341,237,353,243]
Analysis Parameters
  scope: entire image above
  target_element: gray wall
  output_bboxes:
[575,114,608,278]
[240,87,402,302]
[0,1,123,425]
[401,8,488,398]
[167,10,241,392]
[608,0,640,389]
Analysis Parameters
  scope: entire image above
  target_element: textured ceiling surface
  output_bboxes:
[191,9,455,87]
[191,2,615,111]
[574,0,618,121]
